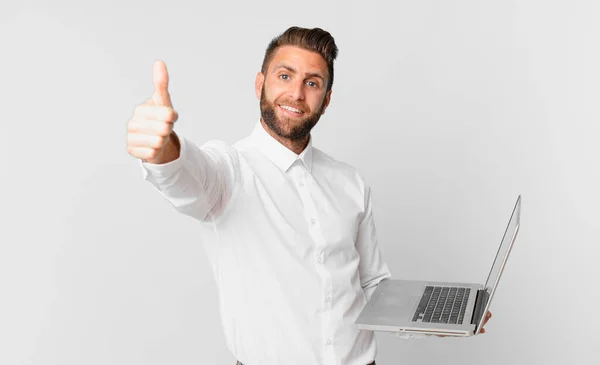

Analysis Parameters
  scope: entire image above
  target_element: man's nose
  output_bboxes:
[288,79,306,100]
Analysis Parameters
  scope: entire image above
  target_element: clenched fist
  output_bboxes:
[127,60,180,164]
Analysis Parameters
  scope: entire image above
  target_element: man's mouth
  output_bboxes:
[279,104,304,115]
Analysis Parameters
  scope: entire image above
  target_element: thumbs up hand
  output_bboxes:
[127,60,179,164]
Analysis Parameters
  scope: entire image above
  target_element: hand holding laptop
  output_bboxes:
[478,311,492,334]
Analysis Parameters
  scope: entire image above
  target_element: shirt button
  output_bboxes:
[299,181,305,187]
[310,218,316,225]
[325,296,331,302]
[326,338,332,345]
[318,252,325,263]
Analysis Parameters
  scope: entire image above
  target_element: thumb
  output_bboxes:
[152,59,173,107]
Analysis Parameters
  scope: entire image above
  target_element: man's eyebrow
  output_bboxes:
[273,64,326,82]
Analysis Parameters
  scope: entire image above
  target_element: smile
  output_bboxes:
[279,105,304,114]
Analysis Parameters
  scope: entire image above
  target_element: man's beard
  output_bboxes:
[260,85,325,141]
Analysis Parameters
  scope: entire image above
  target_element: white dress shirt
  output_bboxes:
[140,121,392,365]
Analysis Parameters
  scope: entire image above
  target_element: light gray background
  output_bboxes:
[1,1,598,364]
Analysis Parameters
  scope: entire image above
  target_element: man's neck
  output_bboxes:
[260,119,309,155]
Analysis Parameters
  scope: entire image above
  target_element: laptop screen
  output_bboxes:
[478,196,521,329]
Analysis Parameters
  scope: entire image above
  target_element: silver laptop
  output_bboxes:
[355,195,521,337]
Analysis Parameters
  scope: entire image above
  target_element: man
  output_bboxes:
[126,26,490,365]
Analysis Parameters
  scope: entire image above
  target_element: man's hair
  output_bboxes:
[261,26,338,91]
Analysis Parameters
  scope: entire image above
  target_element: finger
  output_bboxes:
[128,119,173,137]
[128,146,159,160]
[479,328,485,334]
[484,311,492,325]
[133,104,178,123]
[152,59,172,107]
[127,133,166,149]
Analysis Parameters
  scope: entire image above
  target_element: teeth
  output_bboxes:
[281,105,302,114]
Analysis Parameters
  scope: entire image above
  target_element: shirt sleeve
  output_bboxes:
[139,132,241,222]
[355,179,392,302]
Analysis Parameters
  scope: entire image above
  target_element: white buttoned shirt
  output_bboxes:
[140,121,392,365]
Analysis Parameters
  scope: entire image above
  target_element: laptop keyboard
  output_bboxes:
[412,286,471,324]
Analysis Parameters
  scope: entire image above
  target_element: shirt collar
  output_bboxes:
[249,120,313,173]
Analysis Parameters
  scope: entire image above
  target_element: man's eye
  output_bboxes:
[307,81,318,88]
[279,74,289,80]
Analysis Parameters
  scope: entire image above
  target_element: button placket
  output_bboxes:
[291,161,334,354]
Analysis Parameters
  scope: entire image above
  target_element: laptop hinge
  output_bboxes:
[471,289,489,327]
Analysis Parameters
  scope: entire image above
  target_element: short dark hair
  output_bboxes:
[261,26,338,91]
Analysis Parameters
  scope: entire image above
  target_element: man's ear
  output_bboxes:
[320,90,332,115]
[255,72,265,100]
